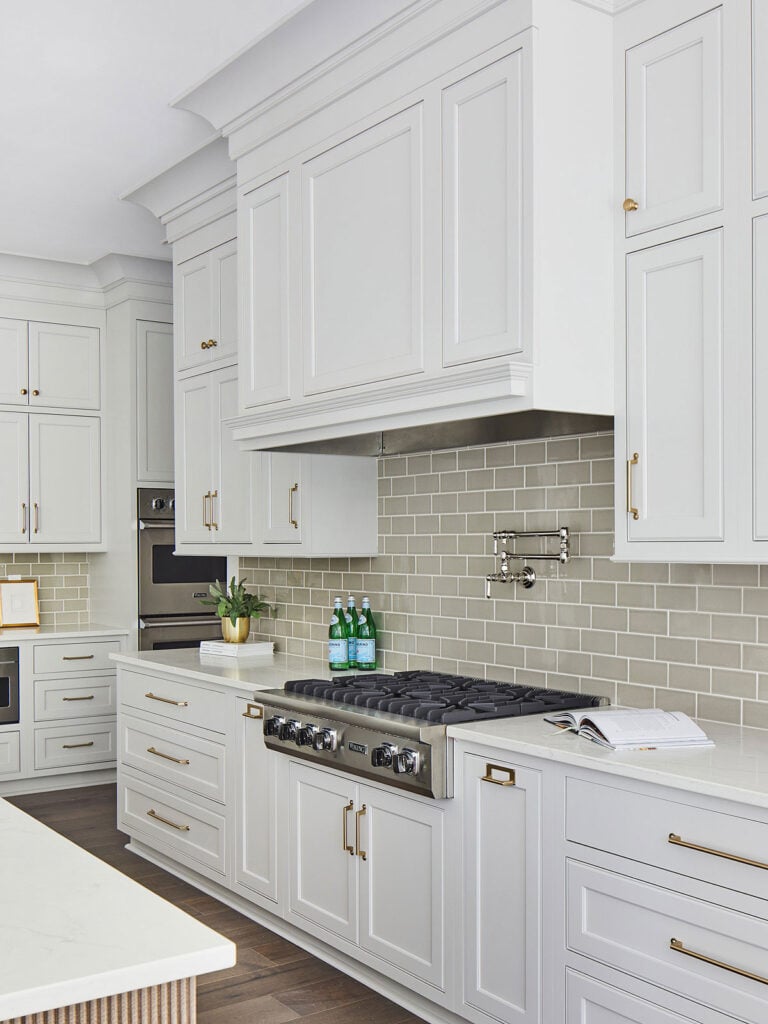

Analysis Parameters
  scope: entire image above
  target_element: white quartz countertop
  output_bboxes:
[0,797,235,1020]
[111,648,340,694]
[448,715,768,810]
[0,622,128,644]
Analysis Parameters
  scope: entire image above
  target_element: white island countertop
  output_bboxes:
[0,622,128,644]
[0,796,235,1020]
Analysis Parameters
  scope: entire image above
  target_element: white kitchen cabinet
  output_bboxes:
[753,214,768,540]
[755,0,768,199]
[260,452,302,544]
[624,9,723,237]
[0,411,28,544]
[136,320,174,484]
[0,318,28,406]
[175,238,237,374]
[0,319,100,410]
[234,699,279,908]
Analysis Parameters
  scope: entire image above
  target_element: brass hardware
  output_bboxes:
[147,809,190,832]
[62,741,94,749]
[626,452,639,520]
[20,388,27,396]
[203,490,211,530]
[208,339,218,348]
[21,502,26,535]
[62,654,95,661]
[32,389,39,396]
[289,482,299,529]
[668,833,768,871]
[145,692,189,707]
[147,746,190,766]
[355,804,367,861]
[623,198,639,212]
[200,341,207,351]
[342,799,355,856]
[62,695,95,701]
[242,703,264,720]
[670,938,768,986]
[33,502,39,534]
[210,489,218,531]
[481,763,516,786]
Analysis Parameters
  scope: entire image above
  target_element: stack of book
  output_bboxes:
[199,640,274,659]
[544,707,714,751]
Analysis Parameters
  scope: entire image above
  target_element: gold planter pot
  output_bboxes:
[221,616,251,643]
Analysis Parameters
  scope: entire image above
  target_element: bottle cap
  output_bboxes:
[347,595,355,602]
[334,596,342,604]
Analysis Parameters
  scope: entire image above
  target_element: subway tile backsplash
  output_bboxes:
[241,432,768,731]
[0,553,90,627]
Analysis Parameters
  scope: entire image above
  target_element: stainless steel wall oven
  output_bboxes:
[0,649,20,725]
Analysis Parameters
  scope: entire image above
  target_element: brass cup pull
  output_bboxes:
[147,808,190,832]
[20,388,27,396]
[62,741,94,749]
[342,799,355,856]
[62,695,95,702]
[481,763,516,787]
[668,832,768,871]
[355,804,367,861]
[145,692,189,707]
[62,654,94,661]
[21,502,26,535]
[32,389,40,396]
[147,746,190,766]
[33,502,39,534]
[670,938,768,986]
[626,452,639,521]
[242,703,264,720]
[623,198,639,212]
[289,482,299,529]
[210,489,218,531]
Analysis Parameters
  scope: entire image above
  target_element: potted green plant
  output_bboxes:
[199,577,274,643]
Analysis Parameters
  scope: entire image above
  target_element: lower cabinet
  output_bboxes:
[233,698,279,907]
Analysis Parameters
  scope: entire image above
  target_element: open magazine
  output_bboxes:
[544,707,714,751]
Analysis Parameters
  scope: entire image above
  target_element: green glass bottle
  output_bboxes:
[328,596,349,671]
[345,595,358,668]
[356,596,377,670]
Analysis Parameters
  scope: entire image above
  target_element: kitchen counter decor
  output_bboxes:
[198,576,273,642]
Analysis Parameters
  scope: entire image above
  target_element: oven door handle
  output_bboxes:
[139,618,219,629]
[138,520,174,530]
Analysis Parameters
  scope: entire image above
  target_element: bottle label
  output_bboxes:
[328,638,348,664]
[330,614,339,625]
[356,639,375,663]
[358,614,367,625]
[348,637,357,661]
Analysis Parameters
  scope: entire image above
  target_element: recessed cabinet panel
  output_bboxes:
[443,50,524,366]
[261,452,302,544]
[29,415,101,544]
[566,971,696,1024]
[755,1,768,198]
[213,371,252,545]
[240,176,291,408]
[176,377,214,545]
[177,255,213,372]
[625,231,723,541]
[0,413,28,545]
[625,9,722,235]
[754,216,768,539]
[235,699,278,904]
[0,319,28,406]
[137,321,174,484]
[29,323,100,410]
[212,241,238,364]
[303,106,424,395]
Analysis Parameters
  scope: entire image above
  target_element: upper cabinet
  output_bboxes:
[175,238,238,374]
[754,0,768,198]
[136,321,174,484]
[0,319,100,410]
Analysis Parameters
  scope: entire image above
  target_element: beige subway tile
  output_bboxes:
[391,476,416,496]
[494,643,526,667]
[457,534,486,555]
[485,445,517,467]
[668,663,710,692]
[582,581,616,606]
[696,639,741,669]
[580,484,613,508]
[494,467,526,488]
[547,438,581,462]
[629,609,668,635]
[458,577,487,599]
[655,585,697,611]
[711,668,757,699]
[546,626,580,651]
[669,612,711,639]
[441,638,468,661]
[590,459,614,484]
[759,618,768,644]
[404,572,433,594]
[515,623,547,647]
[392,594,416,614]
[525,464,557,487]
[547,580,582,603]
[744,645,768,672]
[591,606,627,632]
[742,701,768,730]
[467,512,500,533]
[457,448,485,469]
[557,604,591,628]
[491,602,526,625]
[580,434,613,460]
[432,616,458,639]
[384,496,408,516]
[581,677,616,702]
[439,471,466,493]
[383,456,407,477]
[433,535,458,555]
[432,451,457,472]
[558,650,592,675]
[416,635,442,657]
[628,659,667,686]
[458,618,485,641]
[521,602,555,626]
[581,630,616,655]
[711,614,756,642]
[744,588,768,615]
[617,583,655,609]
[713,564,759,587]
[406,536,433,555]
[457,491,485,513]
[557,461,590,486]
[617,632,655,659]
[412,473,441,495]
[406,494,432,515]
[465,469,494,492]
[578,533,614,557]
[656,636,696,663]
[698,587,742,613]
[654,688,697,716]
[593,558,630,582]
[630,563,669,584]
[515,487,547,511]
[516,441,547,465]
[669,564,713,584]
[526,647,558,672]
[617,683,654,708]
[592,655,628,681]
[697,693,741,725]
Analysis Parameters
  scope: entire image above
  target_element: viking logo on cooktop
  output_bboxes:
[347,741,368,755]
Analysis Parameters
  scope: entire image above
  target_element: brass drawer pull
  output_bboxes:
[289,482,299,529]
[342,799,354,856]
[670,938,768,986]
[626,452,639,520]
[62,695,95,701]
[62,654,95,661]
[668,833,768,871]
[33,502,39,534]
[482,763,516,786]
[147,809,190,832]
[62,741,94,749]
[356,804,367,861]
[210,489,218,531]
[21,502,26,534]
[147,746,190,766]
[242,703,264,720]
[145,692,189,707]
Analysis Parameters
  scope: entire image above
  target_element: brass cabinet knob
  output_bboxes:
[32,389,40,396]
[20,388,27,395]
[200,341,207,350]
[208,339,217,348]
[623,198,639,212]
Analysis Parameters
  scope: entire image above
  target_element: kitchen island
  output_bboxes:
[0,795,234,1023]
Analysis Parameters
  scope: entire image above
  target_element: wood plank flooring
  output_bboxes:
[9,785,426,1024]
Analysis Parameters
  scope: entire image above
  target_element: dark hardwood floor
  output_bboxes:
[9,784,426,1024]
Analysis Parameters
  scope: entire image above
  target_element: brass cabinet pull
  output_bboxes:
[481,763,516,786]
[289,482,299,529]
[200,341,207,351]
[145,692,189,707]
[208,339,218,348]
[623,198,639,211]
[21,502,26,534]
[668,832,768,871]
[62,741,94,749]
[147,808,190,832]
[32,389,40,397]
[147,746,190,766]
[626,452,639,521]
[62,695,95,701]
[203,490,211,530]
[20,388,27,396]
[355,804,367,861]
[670,938,768,986]
[342,799,355,856]
[33,502,39,534]
[210,489,218,531]
[62,654,95,661]
[242,703,264,720]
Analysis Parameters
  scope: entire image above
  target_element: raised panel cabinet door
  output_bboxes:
[28,323,100,410]
[176,252,213,372]
[175,376,214,545]
[212,369,252,545]
[240,175,291,408]
[29,414,101,544]
[625,230,723,542]
[625,9,722,236]
[211,238,238,364]
[755,1,768,198]
[442,48,525,367]
[0,412,29,545]
[287,761,358,943]
[235,699,278,904]
[0,318,29,405]
[302,105,425,395]
[566,971,697,1024]
[755,216,768,539]
[136,321,174,484]
[358,786,445,990]
[261,452,302,544]
[462,753,541,1024]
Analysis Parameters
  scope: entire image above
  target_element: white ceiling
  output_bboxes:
[0,0,310,266]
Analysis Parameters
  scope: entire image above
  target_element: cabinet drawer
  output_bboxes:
[34,675,116,721]
[34,640,121,675]
[119,772,226,875]
[120,713,225,803]
[34,721,116,769]
[566,970,706,1024]
[567,777,768,901]
[0,731,20,776]
[119,669,228,733]
[567,859,768,1024]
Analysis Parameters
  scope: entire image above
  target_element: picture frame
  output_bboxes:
[0,579,40,627]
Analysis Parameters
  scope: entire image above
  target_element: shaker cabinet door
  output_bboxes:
[0,412,29,545]
[28,322,100,410]
[29,414,101,544]
[755,0,768,198]
[176,376,215,545]
[0,319,28,406]
[259,452,302,545]
[211,369,252,545]
[235,699,278,905]
[176,252,213,372]
[136,320,174,484]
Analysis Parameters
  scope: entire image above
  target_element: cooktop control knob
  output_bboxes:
[151,497,166,511]
[296,723,317,746]
[371,742,397,768]
[313,727,338,752]
[264,715,285,737]
[279,719,300,742]
[393,748,419,775]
